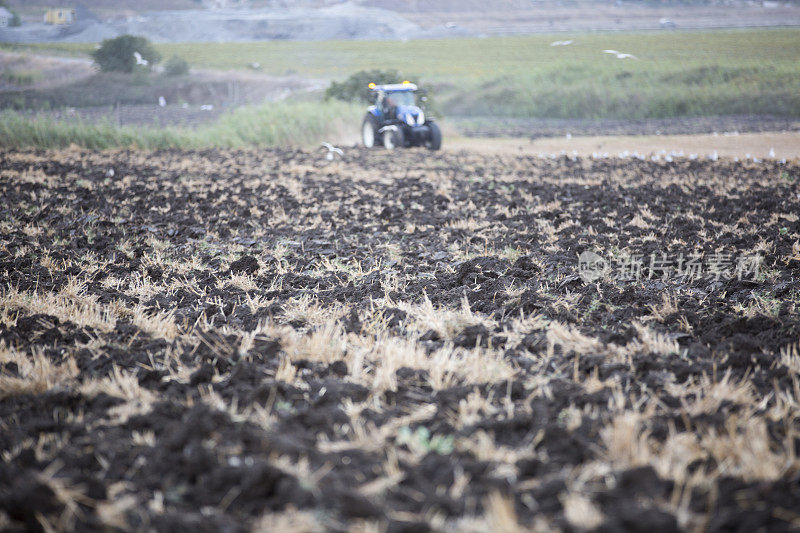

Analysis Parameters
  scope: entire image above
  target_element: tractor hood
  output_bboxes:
[396,105,425,126]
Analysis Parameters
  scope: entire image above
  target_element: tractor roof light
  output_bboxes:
[402,80,410,85]
[368,82,376,89]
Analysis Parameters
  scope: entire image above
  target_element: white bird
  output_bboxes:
[603,49,637,59]
[321,142,344,161]
[769,147,776,158]
[710,151,719,161]
[550,40,574,46]
[200,104,214,111]
[133,51,148,66]
[158,96,166,107]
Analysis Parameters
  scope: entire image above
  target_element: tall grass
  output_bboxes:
[0,101,360,149]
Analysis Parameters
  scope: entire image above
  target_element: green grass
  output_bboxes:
[3,28,799,119]
[0,69,42,86]
[0,101,360,150]
[160,29,800,119]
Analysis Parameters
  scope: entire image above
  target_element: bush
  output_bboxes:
[324,69,438,115]
[164,55,190,77]
[325,69,405,104]
[91,35,161,73]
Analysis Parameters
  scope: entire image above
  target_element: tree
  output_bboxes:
[164,55,190,77]
[91,35,161,74]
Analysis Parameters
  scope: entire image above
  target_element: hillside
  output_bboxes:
[2,0,798,43]
[8,0,793,18]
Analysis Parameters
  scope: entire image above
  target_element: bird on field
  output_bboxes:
[769,147,776,158]
[603,49,638,59]
[133,51,148,66]
[321,142,344,161]
[550,40,573,46]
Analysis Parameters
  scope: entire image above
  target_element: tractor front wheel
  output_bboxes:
[362,114,379,148]
[383,127,404,150]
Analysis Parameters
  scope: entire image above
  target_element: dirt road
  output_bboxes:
[444,131,800,160]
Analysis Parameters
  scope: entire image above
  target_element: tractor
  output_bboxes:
[361,81,442,151]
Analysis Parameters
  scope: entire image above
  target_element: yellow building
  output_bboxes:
[44,8,76,25]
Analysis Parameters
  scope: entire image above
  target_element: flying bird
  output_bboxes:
[133,51,148,66]
[550,40,574,46]
[321,142,344,161]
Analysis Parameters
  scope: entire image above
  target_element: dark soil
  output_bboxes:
[0,148,799,531]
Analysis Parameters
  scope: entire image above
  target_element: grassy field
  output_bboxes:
[5,28,800,119]
[0,101,359,149]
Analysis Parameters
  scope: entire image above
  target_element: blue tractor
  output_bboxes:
[361,82,442,151]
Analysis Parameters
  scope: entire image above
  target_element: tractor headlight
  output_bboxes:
[404,114,415,126]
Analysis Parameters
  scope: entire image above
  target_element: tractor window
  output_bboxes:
[385,91,415,107]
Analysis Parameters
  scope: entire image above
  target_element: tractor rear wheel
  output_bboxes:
[362,114,379,148]
[426,122,442,151]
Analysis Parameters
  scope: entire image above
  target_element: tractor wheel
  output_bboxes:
[362,114,379,148]
[426,122,442,151]
[383,127,404,150]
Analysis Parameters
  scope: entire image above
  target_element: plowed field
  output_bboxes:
[1,148,799,532]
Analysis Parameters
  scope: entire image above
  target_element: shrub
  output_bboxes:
[164,55,190,77]
[325,69,405,104]
[91,35,161,73]
[324,69,438,115]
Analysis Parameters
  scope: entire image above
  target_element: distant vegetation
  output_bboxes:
[0,69,41,86]
[0,101,360,149]
[92,35,161,73]
[325,69,409,104]
[156,28,800,120]
[325,69,438,114]
[164,55,190,77]
[2,28,799,120]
